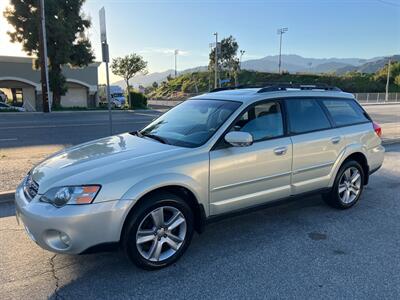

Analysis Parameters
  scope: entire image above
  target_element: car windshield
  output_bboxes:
[139,99,241,148]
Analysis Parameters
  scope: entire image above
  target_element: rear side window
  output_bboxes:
[321,99,369,126]
[285,99,331,134]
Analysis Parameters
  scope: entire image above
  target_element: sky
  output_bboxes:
[0,0,399,84]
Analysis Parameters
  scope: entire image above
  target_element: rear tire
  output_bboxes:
[323,160,364,209]
[122,192,194,270]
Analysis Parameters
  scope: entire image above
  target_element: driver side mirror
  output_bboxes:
[224,131,253,147]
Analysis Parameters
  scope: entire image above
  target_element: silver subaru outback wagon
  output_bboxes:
[15,84,384,270]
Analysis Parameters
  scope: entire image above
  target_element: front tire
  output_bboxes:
[122,193,194,270]
[323,160,364,209]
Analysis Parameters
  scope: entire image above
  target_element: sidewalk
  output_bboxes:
[381,123,400,144]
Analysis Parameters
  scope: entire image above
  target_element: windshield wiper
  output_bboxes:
[141,132,168,144]
[131,130,168,144]
[131,130,143,137]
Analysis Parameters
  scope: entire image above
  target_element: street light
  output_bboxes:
[277,27,288,74]
[38,0,51,112]
[174,49,179,77]
[240,50,245,70]
[213,32,218,88]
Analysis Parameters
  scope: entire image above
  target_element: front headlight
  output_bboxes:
[39,185,101,207]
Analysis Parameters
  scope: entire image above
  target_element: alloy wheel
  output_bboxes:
[338,167,362,204]
[136,206,187,262]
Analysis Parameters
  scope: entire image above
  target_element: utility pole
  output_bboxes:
[174,49,178,77]
[214,32,218,89]
[277,27,288,74]
[385,57,391,102]
[38,0,51,112]
[99,7,113,135]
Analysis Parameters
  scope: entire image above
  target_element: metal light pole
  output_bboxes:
[174,49,178,77]
[385,57,391,102]
[213,32,218,89]
[99,7,113,135]
[38,0,51,112]
[277,27,288,74]
[240,50,245,70]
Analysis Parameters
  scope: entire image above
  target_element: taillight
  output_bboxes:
[373,122,382,138]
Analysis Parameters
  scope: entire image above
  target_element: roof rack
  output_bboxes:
[257,83,342,93]
[209,85,263,93]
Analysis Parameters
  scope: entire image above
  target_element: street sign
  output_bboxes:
[99,7,107,43]
[101,42,109,63]
[98,7,112,135]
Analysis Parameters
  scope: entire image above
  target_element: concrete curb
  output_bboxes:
[0,190,14,204]
[1,138,399,206]
[359,102,400,106]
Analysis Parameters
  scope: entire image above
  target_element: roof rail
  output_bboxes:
[209,85,263,93]
[257,83,342,93]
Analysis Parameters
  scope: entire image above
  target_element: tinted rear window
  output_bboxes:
[285,99,331,134]
[321,99,369,126]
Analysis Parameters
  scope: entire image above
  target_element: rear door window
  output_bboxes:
[285,99,331,134]
[321,99,370,126]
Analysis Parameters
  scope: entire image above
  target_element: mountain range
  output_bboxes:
[113,54,398,87]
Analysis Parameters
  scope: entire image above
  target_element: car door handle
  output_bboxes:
[331,136,341,144]
[274,146,288,156]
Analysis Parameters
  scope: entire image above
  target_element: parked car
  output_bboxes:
[15,84,384,270]
[0,102,25,111]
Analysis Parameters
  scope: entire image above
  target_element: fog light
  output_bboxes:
[59,232,71,246]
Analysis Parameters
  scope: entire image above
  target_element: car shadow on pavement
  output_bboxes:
[48,195,342,299]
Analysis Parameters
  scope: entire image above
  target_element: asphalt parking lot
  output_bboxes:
[0,142,399,299]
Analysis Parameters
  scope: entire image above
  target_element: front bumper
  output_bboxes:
[15,183,130,254]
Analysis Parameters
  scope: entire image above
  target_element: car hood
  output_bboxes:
[31,133,185,193]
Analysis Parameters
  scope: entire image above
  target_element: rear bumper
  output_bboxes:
[367,144,385,173]
[14,182,130,254]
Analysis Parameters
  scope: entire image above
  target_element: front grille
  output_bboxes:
[23,174,39,201]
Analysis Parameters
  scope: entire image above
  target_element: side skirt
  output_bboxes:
[204,187,332,226]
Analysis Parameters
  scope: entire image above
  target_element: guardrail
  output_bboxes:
[355,93,399,104]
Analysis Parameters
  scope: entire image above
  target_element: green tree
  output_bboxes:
[152,81,159,89]
[111,53,148,107]
[209,35,240,86]
[374,61,400,83]
[395,75,400,87]
[4,0,95,108]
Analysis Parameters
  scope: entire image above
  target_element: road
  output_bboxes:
[0,143,399,299]
[0,110,162,148]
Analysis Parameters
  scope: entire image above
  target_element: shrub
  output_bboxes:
[129,91,147,109]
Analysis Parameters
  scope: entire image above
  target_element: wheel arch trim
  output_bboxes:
[117,173,207,239]
[328,144,369,187]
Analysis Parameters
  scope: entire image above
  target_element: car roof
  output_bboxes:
[191,88,355,104]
